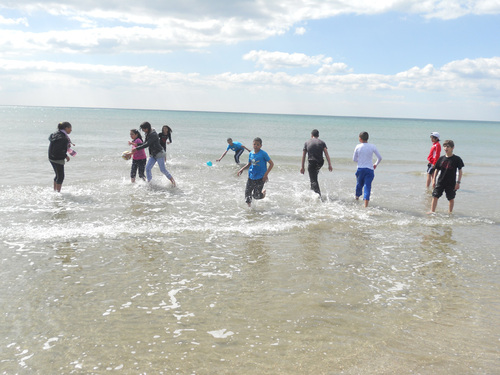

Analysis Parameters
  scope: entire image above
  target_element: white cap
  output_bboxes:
[430,132,440,140]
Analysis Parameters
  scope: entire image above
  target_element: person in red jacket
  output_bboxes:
[426,132,441,189]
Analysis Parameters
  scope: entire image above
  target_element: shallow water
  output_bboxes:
[0,106,499,374]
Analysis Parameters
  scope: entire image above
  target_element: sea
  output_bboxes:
[0,105,499,374]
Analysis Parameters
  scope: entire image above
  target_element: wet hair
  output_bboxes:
[311,129,319,137]
[359,131,369,141]
[139,121,152,133]
[253,137,262,144]
[227,138,233,143]
[58,121,72,130]
[443,140,455,148]
[130,129,143,141]
[162,125,172,134]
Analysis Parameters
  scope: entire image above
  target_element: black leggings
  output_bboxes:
[131,158,146,179]
[50,161,65,184]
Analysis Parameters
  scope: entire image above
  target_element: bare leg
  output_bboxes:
[364,199,369,207]
[169,177,176,187]
[429,197,438,213]
[448,199,454,213]
[54,183,62,192]
[426,174,432,188]
[131,178,136,183]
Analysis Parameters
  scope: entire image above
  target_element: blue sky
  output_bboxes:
[0,1,499,121]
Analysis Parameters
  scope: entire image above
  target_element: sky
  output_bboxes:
[0,0,499,121]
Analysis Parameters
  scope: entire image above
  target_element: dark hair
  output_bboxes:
[58,121,72,130]
[359,131,369,141]
[227,137,233,142]
[140,121,152,133]
[443,140,455,148]
[130,129,143,141]
[253,137,262,144]
[311,129,319,137]
[162,125,172,134]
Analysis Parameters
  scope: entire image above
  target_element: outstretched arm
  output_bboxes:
[216,150,228,162]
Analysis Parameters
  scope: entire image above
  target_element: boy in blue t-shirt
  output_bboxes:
[237,137,274,207]
[216,138,251,164]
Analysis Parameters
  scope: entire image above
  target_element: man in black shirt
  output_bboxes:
[300,129,333,196]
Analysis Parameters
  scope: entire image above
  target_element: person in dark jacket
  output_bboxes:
[48,121,74,192]
[131,122,176,186]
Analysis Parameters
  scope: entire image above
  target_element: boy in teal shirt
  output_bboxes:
[237,137,274,207]
[217,138,251,164]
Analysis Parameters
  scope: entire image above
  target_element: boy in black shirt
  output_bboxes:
[429,140,464,214]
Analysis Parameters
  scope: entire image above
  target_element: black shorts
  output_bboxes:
[432,183,456,201]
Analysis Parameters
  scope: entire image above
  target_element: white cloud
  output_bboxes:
[295,26,306,35]
[243,50,334,70]
[0,56,498,120]
[0,19,289,56]
[0,1,499,56]
[317,63,352,75]
[0,1,498,120]
[0,14,28,26]
[0,56,498,94]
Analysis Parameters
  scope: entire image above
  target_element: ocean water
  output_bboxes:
[0,105,499,374]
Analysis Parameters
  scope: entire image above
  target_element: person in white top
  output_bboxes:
[352,131,382,207]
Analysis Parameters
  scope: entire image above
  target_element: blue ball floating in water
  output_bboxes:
[207,161,213,166]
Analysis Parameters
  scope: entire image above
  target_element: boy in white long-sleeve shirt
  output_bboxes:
[353,131,382,207]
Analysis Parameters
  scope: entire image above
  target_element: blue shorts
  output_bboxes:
[426,163,436,175]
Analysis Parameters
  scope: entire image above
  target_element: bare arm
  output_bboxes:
[324,148,333,172]
[300,150,307,174]
[216,150,228,162]
[263,159,274,182]
[432,169,439,188]
[373,147,382,169]
[237,162,251,176]
[455,169,463,190]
